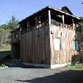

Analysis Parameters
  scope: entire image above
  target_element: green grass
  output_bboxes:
[75,64,83,70]
[0,48,11,51]
[0,64,6,67]
[66,63,83,70]
[0,45,11,51]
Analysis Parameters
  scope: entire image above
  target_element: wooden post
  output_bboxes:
[72,19,75,30]
[35,17,38,28]
[27,22,29,31]
[48,10,51,25]
[62,15,64,27]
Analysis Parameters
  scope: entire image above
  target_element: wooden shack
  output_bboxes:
[11,6,82,68]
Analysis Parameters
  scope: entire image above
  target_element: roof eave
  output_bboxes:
[48,6,80,21]
[19,6,81,24]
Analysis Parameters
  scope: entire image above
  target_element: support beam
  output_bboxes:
[35,17,38,28]
[62,15,64,27]
[72,19,75,30]
[27,22,29,31]
[48,10,51,25]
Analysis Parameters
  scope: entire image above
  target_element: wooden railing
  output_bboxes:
[51,19,73,29]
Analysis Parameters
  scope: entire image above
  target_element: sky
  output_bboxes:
[0,0,83,24]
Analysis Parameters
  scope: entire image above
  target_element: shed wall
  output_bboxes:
[11,30,21,43]
[20,26,50,65]
[50,25,81,64]
[80,32,83,62]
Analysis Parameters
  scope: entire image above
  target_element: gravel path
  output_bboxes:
[0,67,64,83]
[0,63,83,83]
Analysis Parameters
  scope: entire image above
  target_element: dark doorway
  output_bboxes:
[13,42,20,60]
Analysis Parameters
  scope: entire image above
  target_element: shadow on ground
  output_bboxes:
[16,70,83,83]
[5,61,47,68]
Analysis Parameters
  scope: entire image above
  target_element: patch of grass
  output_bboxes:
[0,64,6,67]
[0,48,11,51]
[66,62,83,70]
[0,47,11,51]
[75,64,83,70]
[66,64,76,69]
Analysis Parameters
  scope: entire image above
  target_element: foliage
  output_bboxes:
[0,30,11,51]
[0,16,18,30]
[0,45,11,51]
[66,64,76,69]
[0,24,8,30]
[0,64,6,67]
[66,62,83,70]
[78,17,83,32]
[7,16,18,30]
[0,16,15,51]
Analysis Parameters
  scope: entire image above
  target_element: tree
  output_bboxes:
[80,17,83,32]
[78,17,83,32]
[0,24,8,30]
[7,16,18,30]
[0,16,18,30]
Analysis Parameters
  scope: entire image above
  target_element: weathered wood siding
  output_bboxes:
[80,32,83,62]
[20,26,50,65]
[50,25,81,64]
[11,30,21,43]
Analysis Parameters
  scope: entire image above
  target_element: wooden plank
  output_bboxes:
[50,25,81,64]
